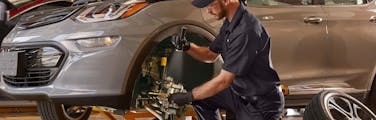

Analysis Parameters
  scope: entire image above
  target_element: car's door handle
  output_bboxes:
[369,16,376,23]
[304,16,323,24]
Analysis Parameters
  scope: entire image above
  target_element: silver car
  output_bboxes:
[0,0,375,119]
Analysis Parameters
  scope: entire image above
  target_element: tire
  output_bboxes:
[37,101,92,120]
[366,76,376,113]
[303,90,376,120]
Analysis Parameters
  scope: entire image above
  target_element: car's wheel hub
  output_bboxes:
[323,93,376,119]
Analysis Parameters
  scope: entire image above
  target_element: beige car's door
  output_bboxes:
[246,0,329,102]
[321,0,376,95]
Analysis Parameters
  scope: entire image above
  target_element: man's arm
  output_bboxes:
[186,43,220,63]
[192,69,235,100]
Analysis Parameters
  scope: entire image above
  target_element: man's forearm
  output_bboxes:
[192,70,235,100]
[192,76,228,100]
[186,43,219,63]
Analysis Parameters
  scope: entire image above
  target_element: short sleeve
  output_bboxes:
[222,32,260,76]
[209,33,224,54]
[209,21,229,54]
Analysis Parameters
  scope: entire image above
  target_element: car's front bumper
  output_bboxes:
[0,12,162,109]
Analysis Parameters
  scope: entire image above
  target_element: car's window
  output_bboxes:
[247,0,324,6]
[323,0,372,5]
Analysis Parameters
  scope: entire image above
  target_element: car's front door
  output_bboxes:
[246,0,329,104]
[321,0,376,95]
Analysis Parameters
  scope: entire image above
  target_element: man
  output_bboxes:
[169,0,284,119]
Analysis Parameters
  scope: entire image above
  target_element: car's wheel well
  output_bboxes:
[119,24,216,110]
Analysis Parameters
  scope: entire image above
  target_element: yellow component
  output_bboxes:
[281,84,289,96]
[161,57,167,67]
[104,37,113,46]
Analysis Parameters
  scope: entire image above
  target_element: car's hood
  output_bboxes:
[13,0,146,29]
[1,0,201,45]
[1,0,172,45]
[16,6,82,30]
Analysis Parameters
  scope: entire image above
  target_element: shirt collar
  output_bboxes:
[225,4,246,33]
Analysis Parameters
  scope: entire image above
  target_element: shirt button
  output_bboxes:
[227,39,229,42]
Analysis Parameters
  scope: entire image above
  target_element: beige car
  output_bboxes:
[0,0,375,119]
[232,0,376,109]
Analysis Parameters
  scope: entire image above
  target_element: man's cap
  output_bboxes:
[192,0,213,8]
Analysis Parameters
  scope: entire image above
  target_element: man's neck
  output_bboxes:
[226,3,240,22]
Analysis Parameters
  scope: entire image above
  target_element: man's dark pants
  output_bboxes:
[192,86,284,120]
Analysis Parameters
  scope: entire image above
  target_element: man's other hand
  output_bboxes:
[170,27,190,51]
[169,92,194,106]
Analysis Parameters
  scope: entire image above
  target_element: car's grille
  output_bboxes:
[2,45,66,88]
[3,68,57,87]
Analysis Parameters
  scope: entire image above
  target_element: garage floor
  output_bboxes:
[0,109,303,120]
[0,112,126,120]
[0,113,302,120]
[0,101,303,120]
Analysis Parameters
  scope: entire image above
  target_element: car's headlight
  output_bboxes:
[75,36,121,51]
[75,1,148,23]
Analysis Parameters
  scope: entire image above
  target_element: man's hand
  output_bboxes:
[169,92,194,106]
[171,27,190,51]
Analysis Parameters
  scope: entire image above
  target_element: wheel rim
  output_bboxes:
[323,92,376,120]
[62,105,90,119]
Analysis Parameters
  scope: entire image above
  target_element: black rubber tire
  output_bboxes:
[37,101,92,120]
[303,91,330,120]
[366,76,376,113]
[304,90,376,120]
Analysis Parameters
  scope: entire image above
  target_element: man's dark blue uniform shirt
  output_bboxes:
[209,5,280,97]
